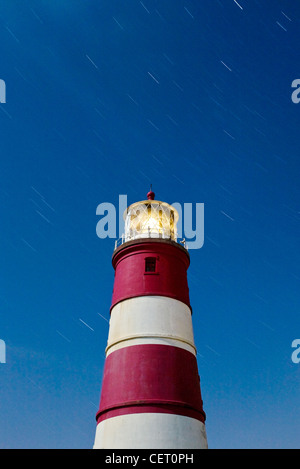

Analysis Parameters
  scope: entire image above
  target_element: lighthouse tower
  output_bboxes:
[94,190,208,449]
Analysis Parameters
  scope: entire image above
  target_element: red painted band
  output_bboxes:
[96,344,206,424]
[111,240,191,311]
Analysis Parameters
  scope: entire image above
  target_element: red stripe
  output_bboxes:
[96,344,206,424]
[111,240,191,311]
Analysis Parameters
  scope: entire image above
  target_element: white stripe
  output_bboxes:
[94,413,208,449]
[107,296,196,355]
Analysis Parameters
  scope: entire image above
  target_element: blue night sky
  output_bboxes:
[1,0,300,449]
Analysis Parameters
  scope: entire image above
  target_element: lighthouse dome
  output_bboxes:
[123,196,179,243]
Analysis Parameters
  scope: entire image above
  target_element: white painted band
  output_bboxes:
[94,412,208,449]
[106,296,196,356]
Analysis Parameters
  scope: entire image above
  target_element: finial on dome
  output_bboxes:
[147,184,155,200]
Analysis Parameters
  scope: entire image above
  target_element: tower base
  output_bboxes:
[94,413,208,449]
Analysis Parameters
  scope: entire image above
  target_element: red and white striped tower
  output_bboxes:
[94,190,208,449]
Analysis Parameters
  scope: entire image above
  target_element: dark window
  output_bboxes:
[145,257,156,273]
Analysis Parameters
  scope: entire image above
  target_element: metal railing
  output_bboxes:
[114,234,188,251]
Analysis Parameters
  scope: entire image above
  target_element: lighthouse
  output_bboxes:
[94,190,208,449]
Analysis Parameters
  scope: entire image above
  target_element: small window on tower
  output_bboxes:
[145,257,156,273]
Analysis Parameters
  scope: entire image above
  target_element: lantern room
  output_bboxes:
[123,191,179,243]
